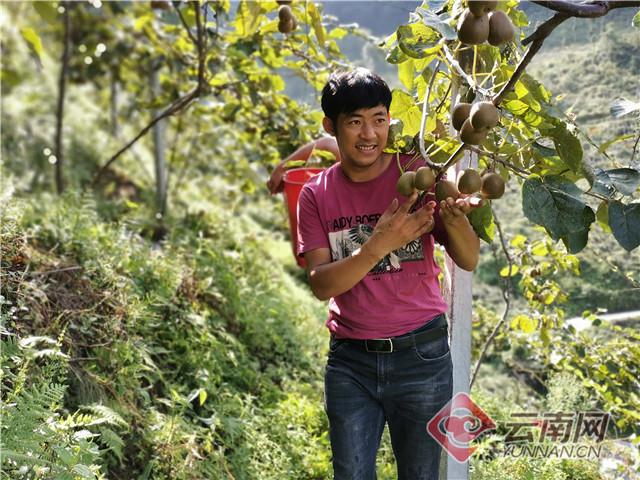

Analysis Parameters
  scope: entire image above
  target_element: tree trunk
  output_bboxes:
[151,61,167,219]
[110,67,120,138]
[54,1,71,194]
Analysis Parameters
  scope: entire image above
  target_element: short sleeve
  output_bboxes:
[297,185,329,257]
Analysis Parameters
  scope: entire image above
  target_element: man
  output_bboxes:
[297,68,480,479]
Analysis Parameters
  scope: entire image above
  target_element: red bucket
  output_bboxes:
[283,167,324,268]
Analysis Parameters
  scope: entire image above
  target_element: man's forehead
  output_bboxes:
[343,106,388,118]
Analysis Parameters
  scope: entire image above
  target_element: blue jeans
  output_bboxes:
[324,315,453,480]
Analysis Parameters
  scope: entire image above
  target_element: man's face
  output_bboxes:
[325,105,389,170]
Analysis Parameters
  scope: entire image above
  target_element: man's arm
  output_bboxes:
[266,137,340,194]
[305,193,436,300]
[438,197,480,271]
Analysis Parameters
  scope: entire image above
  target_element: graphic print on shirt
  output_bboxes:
[328,224,424,275]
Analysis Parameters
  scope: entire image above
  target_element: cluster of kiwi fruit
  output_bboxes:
[458,168,505,199]
[396,167,436,197]
[452,100,499,145]
[397,166,505,202]
[277,1,297,34]
[457,1,515,46]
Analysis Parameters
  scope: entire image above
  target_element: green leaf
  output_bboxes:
[72,464,96,479]
[416,7,457,40]
[396,23,440,59]
[547,124,583,173]
[20,27,43,63]
[520,73,551,103]
[389,89,421,136]
[307,3,326,45]
[596,201,612,233]
[633,10,640,28]
[466,201,494,243]
[33,2,58,24]
[234,0,263,36]
[593,168,640,197]
[500,265,519,277]
[598,133,635,154]
[561,228,589,253]
[532,141,557,158]
[522,175,595,240]
[504,99,529,116]
[510,314,537,334]
[398,59,415,90]
[328,27,348,40]
[608,201,640,251]
[386,45,409,65]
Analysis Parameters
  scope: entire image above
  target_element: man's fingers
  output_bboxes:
[415,217,435,237]
[380,198,399,221]
[397,191,419,214]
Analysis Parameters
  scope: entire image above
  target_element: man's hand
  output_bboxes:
[439,196,483,226]
[366,193,437,260]
[266,163,286,195]
[438,195,482,271]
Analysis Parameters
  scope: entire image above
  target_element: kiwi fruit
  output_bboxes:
[488,10,515,46]
[452,103,472,131]
[276,0,292,4]
[414,167,436,191]
[481,172,506,199]
[278,18,296,33]
[150,1,171,9]
[469,101,499,130]
[278,5,294,21]
[457,9,489,45]
[458,169,482,194]
[435,180,459,203]
[397,171,417,196]
[460,119,488,145]
[468,0,497,17]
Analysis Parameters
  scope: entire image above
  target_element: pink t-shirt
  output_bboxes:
[297,154,449,340]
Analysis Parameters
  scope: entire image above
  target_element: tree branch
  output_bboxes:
[470,206,514,388]
[92,1,207,186]
[494,13,570,105]
[531,1,640,18]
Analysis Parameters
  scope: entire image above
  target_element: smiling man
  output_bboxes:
[297,68,479,479]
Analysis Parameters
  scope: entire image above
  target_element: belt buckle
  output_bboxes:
[365,338,394,353]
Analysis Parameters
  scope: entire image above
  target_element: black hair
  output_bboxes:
[321,68,392,126]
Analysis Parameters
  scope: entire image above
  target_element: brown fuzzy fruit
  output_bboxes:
[481,172,506,199]
[469,101,499,130]
[435,180,459,203]
[458,169,482,194]
[468,0,497,17]
[457,9,489,45]
[414,167,436,191]
[278,5,294,21]
[278,18,296,33]
[452,103,472,131]
[277,0,292,4]
[488,10,515,46]
[150,1,171,10]
[397,171,416,196]
[460,119,489,145]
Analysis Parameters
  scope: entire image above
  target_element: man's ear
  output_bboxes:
[322,117,335,136]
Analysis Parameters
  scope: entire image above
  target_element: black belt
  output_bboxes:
[342,315,448,354]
